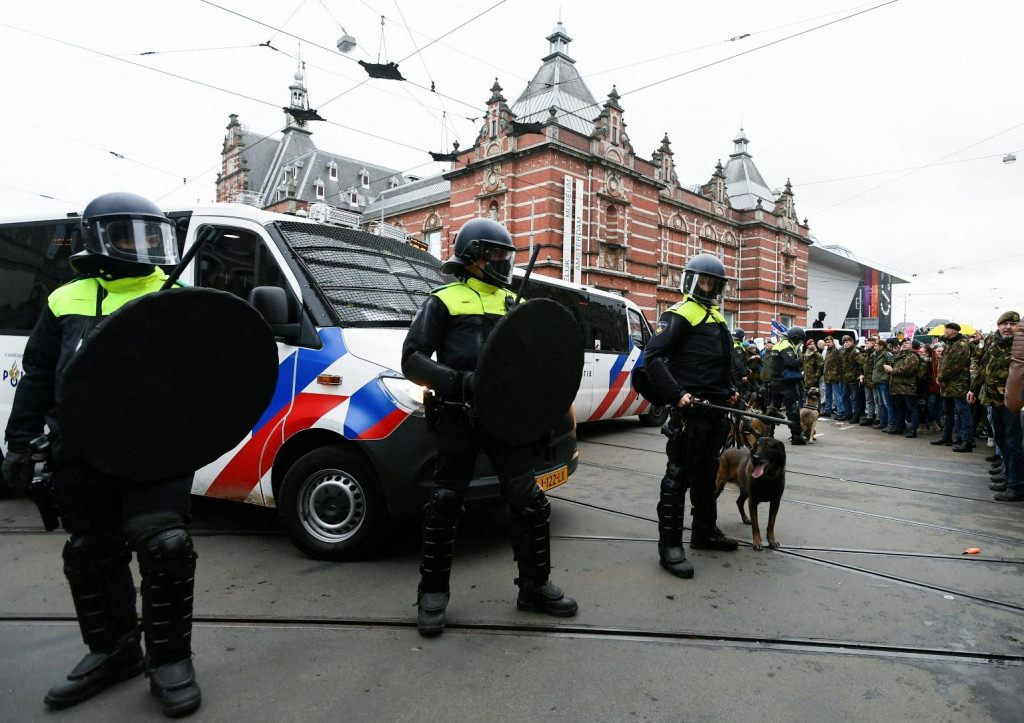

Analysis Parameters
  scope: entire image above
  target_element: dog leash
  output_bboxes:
[691,399,790,426]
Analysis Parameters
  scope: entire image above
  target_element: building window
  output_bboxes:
[349,188,358,204]
[611,117,618,145]
[424,229,441,259]
[314,181,324,199]
[360,169,369,187]
[780,315,794,328]
[329,164,337,180]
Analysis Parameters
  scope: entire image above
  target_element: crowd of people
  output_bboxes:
[737,313,1023,502]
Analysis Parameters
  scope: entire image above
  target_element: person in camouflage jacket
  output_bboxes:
[871,339,896,429]
[838,336,865,422]
[970,311,1022,500]
[821,336,843,417]
[860,338,878,425]
[888,338,921,436]
[933,323,974,451]
[803,339,823,392]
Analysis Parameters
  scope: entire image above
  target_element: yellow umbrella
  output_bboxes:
[927,324,977,336]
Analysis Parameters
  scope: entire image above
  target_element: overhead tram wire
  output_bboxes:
[805,118,1024,217]
[2,22,436,164]
[536,0,901,136]
[199,0,486,115]
[560,0,888,88]
[795,149,1024,187]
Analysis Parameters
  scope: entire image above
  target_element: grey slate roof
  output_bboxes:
[510,22,600,137]
[241,126,403,209]
[363,174,451,216]
[722,129,777,211]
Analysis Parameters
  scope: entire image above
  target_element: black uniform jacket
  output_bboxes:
[401,276,513,399]
[641,297,735,404]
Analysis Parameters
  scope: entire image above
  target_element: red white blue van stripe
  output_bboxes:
[202,327,408,501]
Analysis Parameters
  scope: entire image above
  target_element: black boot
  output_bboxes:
[149,659,202,718]
[790,435,807,446]
[138,528,201,717]
[658,542,694,578]
[516,579,578,617]
[930,438,953,446]
[46,537,143,710]
[416,588,449,636]
[691,526,739,551]
[859,416,873,426]
[952,441,974,453]
[45,633,144,710]
[657,475,693,578]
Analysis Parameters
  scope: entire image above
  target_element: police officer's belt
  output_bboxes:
[473,298,584,445]
[58,287,279,481]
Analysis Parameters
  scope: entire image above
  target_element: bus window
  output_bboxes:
[586,295,628,353]
[0,221,76,333]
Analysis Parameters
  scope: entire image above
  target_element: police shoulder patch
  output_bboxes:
[656,320,668,335]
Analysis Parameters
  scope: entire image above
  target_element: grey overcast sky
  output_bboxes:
[2,0,1021,330]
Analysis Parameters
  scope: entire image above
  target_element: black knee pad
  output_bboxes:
[506,478,550,525]
[424,487,464,527]
[137,527,196,578]
[661,464,686,494]
[62,534,131,578]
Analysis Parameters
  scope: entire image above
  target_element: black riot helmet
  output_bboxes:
[732,328,746,342]
[440,217,516,287]
[681,253,728,306]
[71,192,179,279]
[786,326,806,344]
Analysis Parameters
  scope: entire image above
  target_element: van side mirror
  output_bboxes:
[249,286,299,340]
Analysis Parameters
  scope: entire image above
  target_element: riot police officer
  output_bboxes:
[3,193,202,717]
[640,254,740,579]
[731,328,752,400]
[401,218,577,636]
[772,326,808,445]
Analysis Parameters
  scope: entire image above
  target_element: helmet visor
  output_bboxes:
[94,218,179,265]
[681,270,727,304]
[479,243,514,286]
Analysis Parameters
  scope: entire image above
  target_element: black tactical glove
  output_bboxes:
[1,441,33,496]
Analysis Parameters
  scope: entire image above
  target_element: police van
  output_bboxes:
[0,203,577,560]
[512,271,665,428]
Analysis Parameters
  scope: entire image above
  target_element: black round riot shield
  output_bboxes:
[473,298,584,445]
[58,287,279,481]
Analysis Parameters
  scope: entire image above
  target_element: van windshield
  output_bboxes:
[276,221,446,327]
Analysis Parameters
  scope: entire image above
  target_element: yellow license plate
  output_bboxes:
[536,466,568,491]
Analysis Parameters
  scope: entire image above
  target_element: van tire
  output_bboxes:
[639,404,668,427]
[278,445,389,561]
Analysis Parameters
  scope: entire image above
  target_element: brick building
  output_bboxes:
[217,23,812,334]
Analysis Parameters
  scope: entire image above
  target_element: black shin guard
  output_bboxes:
[508,477,552,587]
[63,536,139,652]
[137,527,197,669]
[419,488,463,594]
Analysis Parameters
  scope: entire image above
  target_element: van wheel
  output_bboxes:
[278,445,389,561]
[639,404,668,427]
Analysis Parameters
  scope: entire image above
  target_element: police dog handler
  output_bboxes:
[401,218,578,636]
[2,194,202,716]
[640,254,741,579]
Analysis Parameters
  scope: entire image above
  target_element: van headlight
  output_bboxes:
[378,375,427,416]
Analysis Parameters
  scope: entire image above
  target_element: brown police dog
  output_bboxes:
[714,436,787,550]
[800,387,821,443]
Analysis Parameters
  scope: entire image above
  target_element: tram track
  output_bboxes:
[3,613,1021,666]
